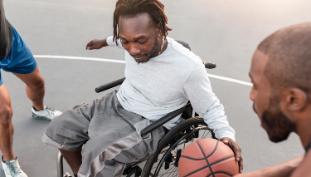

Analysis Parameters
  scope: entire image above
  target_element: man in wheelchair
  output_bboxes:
[42,0,242,176]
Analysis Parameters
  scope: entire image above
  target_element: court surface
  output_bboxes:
[2,0,310,176]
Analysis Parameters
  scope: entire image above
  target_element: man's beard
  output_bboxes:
[134,37,163,63]
[260,96,296,143]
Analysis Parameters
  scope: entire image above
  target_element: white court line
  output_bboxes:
[207,74,252,86]
[35,55,125,64]
[34,55,252,87]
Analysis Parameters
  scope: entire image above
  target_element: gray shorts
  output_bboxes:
[42,91,165,177]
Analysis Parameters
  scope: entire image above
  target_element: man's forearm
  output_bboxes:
[235,157,302,177]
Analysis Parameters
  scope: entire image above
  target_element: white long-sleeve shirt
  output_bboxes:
[106,36,236,140]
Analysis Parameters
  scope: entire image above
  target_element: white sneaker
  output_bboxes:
[64,172,73,177]
[1,158,28,177]
[32,106,62,120]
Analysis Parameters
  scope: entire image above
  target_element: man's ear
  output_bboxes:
[281,88,308,112]
[156,28,162,38]
[153,25,162,37]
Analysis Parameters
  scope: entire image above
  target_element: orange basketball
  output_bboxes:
[178,138,239,177]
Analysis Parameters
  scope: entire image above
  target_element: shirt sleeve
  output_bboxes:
[106,36,123,48]
[183,64,236,141]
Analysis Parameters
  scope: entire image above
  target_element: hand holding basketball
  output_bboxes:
[220,137,243,172]
[178,138,240,177]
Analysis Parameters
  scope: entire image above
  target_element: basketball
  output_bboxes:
[178,138,239,177]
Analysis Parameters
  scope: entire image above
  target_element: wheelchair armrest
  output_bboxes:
[176,40,216,70]
[140,104,189,137]
[176,40,191,50]
[204,62,216,69]
[95,77,125,93]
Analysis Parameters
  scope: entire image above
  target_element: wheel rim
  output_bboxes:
[148,125,213,177]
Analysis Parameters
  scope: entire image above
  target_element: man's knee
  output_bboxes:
[29,76,45,90]
[0,105,13,125]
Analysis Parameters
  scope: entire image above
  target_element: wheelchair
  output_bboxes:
[57,41,217,177]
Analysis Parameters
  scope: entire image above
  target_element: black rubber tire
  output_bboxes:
[141,117,215,177]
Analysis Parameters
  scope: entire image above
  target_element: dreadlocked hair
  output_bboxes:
[0,0,11,58]
[113,0,171,43]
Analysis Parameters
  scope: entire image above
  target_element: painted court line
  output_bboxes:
[35,55,126,64]
[207,74,252,86]
[34,55,252,87]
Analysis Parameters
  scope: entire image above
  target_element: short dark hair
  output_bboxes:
[258,23,311,96]
[113,0,171,42]
[0,0,11,58]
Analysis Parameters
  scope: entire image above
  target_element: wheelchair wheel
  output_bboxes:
[141,117,215,177]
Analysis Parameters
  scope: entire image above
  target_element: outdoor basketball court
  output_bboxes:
[2,0,309,176]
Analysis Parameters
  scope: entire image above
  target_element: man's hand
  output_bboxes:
[86,39,107,50]
[220,137,243,172]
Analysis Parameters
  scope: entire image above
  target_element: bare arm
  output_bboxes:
[86,36,123,50]
[235,156,302,177]
[291,152,311,177]
[182,64,243,171]
[86,39,108,50]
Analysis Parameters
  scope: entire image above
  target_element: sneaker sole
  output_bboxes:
[64,172,72,177]
[32,113,52,121]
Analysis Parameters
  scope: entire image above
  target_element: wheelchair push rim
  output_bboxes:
[142,117,215,177]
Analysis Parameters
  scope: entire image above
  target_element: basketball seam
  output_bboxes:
[182,140,218,177]
[179,141,220,160]
[209,155,235,166]
[191,140,219,177]
[207,170,234,177]
[199,140,218,177]
[182,155,235,177]
[201,140,219,159]
[181,140,237,177]
[181,140,220,160]
[180,155,209,160]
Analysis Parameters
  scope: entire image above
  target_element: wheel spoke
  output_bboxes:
[140,118,215,177]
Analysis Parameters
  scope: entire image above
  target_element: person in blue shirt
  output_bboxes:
[0,1,61,176]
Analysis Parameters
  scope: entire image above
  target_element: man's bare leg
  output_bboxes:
[0,85,15,161]
[14,68,45,110]
[60,148,82,176]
